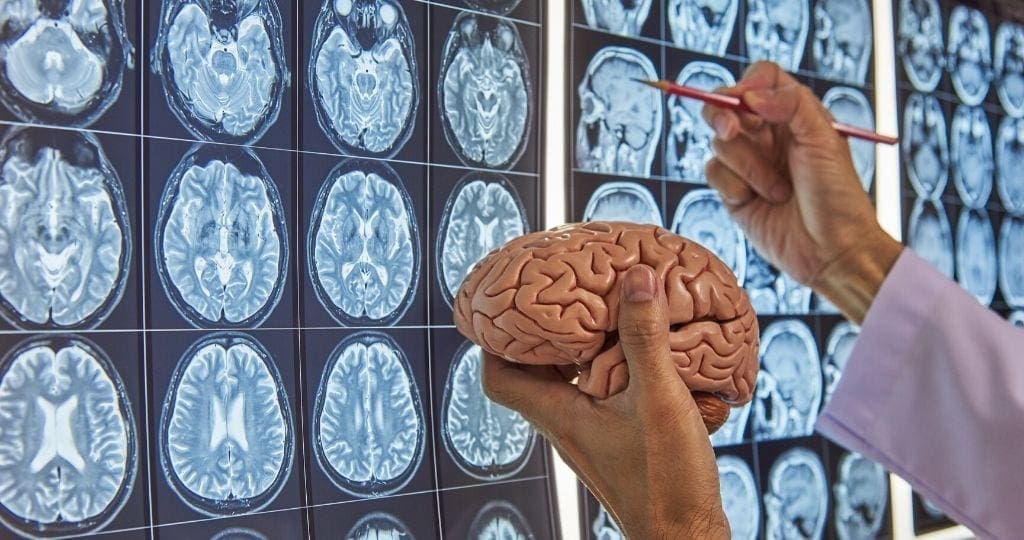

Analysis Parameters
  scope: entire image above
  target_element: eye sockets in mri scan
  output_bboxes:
[666,62,736,184]
[908,198,955,278]
[671,189,747,286]
[583,181,663,226]
[947,6,993,106]
[824,322,859,405]
[0,127,132,330]
[580,0,653,37]
[667,0,738,56]
[951,105,994,208]
[823,87,875,192]
[745,0,810,71]
[764,448,829,540]
[996,22,1024,118]
[1000,215,1024,308]
[0,336,137,538]
[346,512,413,539]
[898,0,945,92]
[469,500,534,539]
[813,0,873,85]
[717,456,760,540]
[834,452,888,540]
[956,208,997,306]
[997,116,1024,214]
[903,93,950,199]
[755,320,822,441]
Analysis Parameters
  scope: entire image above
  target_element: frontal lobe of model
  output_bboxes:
[314,333,425,497]
[469,501,533,540]
[0,0,130,126]
[0,128,130,329]
[161,334,293,515]
[346,512,411,540]
[0,338,135,537]
[311,0,418,157]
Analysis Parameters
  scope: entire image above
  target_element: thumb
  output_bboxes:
[617,265,677,390]
[743,83,835,143]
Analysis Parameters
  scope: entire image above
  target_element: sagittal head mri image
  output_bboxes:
[903,93,949,199]
[582,181,663,226]
[711,401,751,446]
[996,22,1024,118]
[908,198,955,278]
[951,105,994,207]
[997,116,1024,214]
[897,0,945,92]
[823,321,858,405]
[999,215,1024,308]
[0,127,131,330]
[671,188,747,285]
[834,452,888,540]
[469,500,534,540]
[666,0,739,56]
[822,87,875,191]
[312,332,425,498]
[346,512,412,539]
[0,0,132,126]
[812,0,872,85]
[309,159,419,326]
[755,319,822,441]
[956,208,997,306]
[947,6,992,106]
[309,0,418,157]
[745,0,810,72]
[0,336,136,538]
[159,332,293,516]
[439,12,532,170]
[155,144,288,329]
[152,0,288,144]
[591,504,623,540]
[717,455,760,540]
[666,62,736,184]
[576,47,662,177]
[764,448,829,540]
[580,0,653,37]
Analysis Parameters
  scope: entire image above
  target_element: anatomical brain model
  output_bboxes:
[454,222,759,433]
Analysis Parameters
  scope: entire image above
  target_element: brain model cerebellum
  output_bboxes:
[454,222,759,433]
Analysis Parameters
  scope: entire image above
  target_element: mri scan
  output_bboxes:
[152,0,288,144]
[717,456,760,540]
[0,0,132,126]
[711,401,751,447]
[754,319,822,441]
[897,0,944,92]
[745,0,810,71]
[812,0,872,85]
[950,105,994,207]
[155,145,287,328]
[908,198,955,278]
[1000,215,1024,308]
[822,87,875,192]
[671,189,747,285]
[576,47,662,177]
[211,527,268,540]
[309,159,419,326]
[309,0,418,157]
[582,181,663,226]
[1010,311,1024,327]
[0,127,131,330]
[920,496,946,519]
[745,246,812,314]
[956,208,997,306]
[996,22,1024,118]
[666,62,736,184]
[903,93,949,199]
[0,336,136,538]
[313,332,425,498]
[437,173,528,306]
[997,116,1024,214]
[160,333,293,515]
[439,12,532,170]
[345,512,412,540]
[580,0,653,37]
[464,0,523,16]
[824,322,859,405]
[946,6,992,106]
[470,500,534,540]
[764,448,829,540]
[834,452,888,540]
[591,504,623,540]
[666,0,738,56]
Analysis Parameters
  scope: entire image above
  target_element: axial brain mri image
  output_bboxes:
[0,337,136,538]
[666,0,739,56]
[309,159,419,326]
[155,145,287,328]
[1000,215,1024,308]
[908,198,955,278]
[764,448,829,540]
[951,105,994,207]
[160,333,293,515]
[580,0,653,36]
[956,208,997,306]
[717,456,760,540]
[313,332,425,497]
[823,322,858,405]
[671,188,747,286]
[996,22,1024,118]
[576,47,662,177]
[754,319,822,441]
[823,87,875,192]
[469,501,533,540]
[745,0,810,71]
[0,127,132,331]
[947,6,992,106]
[152,0,288,144]
[666,62,736,184]
[583,181,663,226]
[0,0,131,126]
[309,0,418,157]
[997,116,1024,214]
[464,0,522,16]
[812,0,873,85]
[903,93,949,199]
[346,512,412,540]
[834,452,888,540]
[898,0,944,92]
[439,12,531,170]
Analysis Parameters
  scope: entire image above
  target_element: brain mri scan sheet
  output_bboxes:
[671,188,747,285]
[152,0,288,144]
[1010,310,1024,327]
[717,456,760,540]
[0,336,136,538]
[996,22,1024,118]
[0,0,131,126]
[822,87,875,192]
[309,159,419,326]
[470,500,534,540]
[211,527,268,540]
[711,401,751,447]
[834,452,888,540]
[755,320,822,441]
[313,332,425,498]
[903,93,949,199]
[155,145,288,329]
[812,0,872,85]
[666,62,736,184]
[309,0,419,157]
[464,0,523,16]
[590,503,623,540]
[951,105,994,207]
[160,333,293,515]
[947,6,992,106]
[745,245,812,314]
[582,181,663,226]
[823,322,859,405]
[764,448,829,540]
[897,0,944,92]
[745,0,810,71]
[580,0,653,37]
[439,12,532,170]
[667,0,738,56]
[576,47,662,177]
[0,127,131,330]
[997,116,1024,214]
[346,512,412,539]
[908,198,955,278]
[956,207,997,306]
[1000,215,1024,308]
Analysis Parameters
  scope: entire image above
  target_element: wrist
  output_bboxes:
[809,228,904,325]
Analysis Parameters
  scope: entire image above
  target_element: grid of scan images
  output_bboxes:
[0,1,559,538]
[567,0,893,539]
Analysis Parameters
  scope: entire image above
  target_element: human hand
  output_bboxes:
[482,265,730,539]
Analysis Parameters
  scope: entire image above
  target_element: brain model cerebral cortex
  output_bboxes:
[454,222,759,433]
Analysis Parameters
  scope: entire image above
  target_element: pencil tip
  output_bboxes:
[631,78,659,88]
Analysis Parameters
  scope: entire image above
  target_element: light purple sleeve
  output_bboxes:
[816,249,1024,539]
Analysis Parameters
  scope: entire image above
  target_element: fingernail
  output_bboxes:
[712,115,731,138]
[623,266,656,302]
[744,89,772,107]
[770,182,791,202]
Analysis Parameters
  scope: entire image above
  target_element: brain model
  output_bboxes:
[454,222,759,433]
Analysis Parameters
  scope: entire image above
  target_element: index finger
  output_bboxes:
[481,351,582,437]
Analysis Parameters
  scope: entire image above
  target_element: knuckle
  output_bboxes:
[622,318,665,341]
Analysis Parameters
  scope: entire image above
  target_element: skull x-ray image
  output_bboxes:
[671,189,747,285]
[155,145,288,329]
[897,0,945,92]
[950,105,994,207]
[711,401,751,447]
[159,332,293,516]
[308,159,419,326]
[946,6,992,106]
[903,93,949,199]
[755,319,822,441]
[956,208,997,306]
[997,116,1024,214]
[996,22,1024,118]
[0,127,131,330]
[999,215,1024,308]
[439,12,532,170]
[464,0,523,16]
[764,448,829,540]
[667,0,739,56]
[0,0,132,126]
[576,47,662,177]
[346,512,412,539]
[822,87,875,191]
[823,322,859,405]
[834,452,888,540]
[152,0,288,144]
[583,181,663,226]
[745,0,810,71]
[1009,310,1024,327]
[591,504,623,540]
[0,336,136,538]
[470,500,534,540]
[580,0,653,37]
[745,246,812,314]
[666,62,736,184]
[309,0,419,157]
[908,198,955,278]
[313,332,425,497]
[717,456,760,540]
[812,0,872,85]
